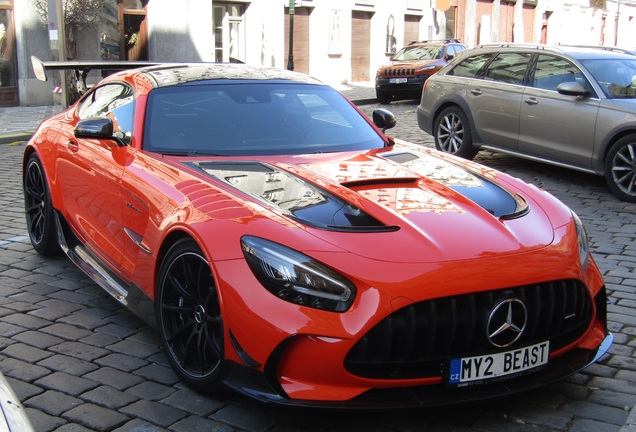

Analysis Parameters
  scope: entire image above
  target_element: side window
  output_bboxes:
[483,53,532,84]
[532,55,589,93]
[448,53,494,78]
[76,84,135,138]
[446,46,455,58]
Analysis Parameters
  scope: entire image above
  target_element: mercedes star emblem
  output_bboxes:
[487,298,528,348]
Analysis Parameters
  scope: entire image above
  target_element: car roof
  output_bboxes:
[406,38,462,47]
[556,45,636,60]
[468,43,635,60]
[114,63,325,89]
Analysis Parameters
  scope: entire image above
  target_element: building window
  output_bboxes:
[213,3,245,63]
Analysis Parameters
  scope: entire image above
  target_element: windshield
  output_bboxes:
[392,45,443,61]
[581,58,636,99]
[143,82,385,155]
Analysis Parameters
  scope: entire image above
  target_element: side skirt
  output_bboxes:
[55,212,157,327]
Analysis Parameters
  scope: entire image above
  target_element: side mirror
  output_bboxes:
[446,53,454,61]
[372,109,396,132]
[557,81,591,97]
[74,117,127,146]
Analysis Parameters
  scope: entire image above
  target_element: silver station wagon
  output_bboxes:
[417,44,636,202]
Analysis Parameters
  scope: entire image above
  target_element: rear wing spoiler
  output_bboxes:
[31,56,167,94]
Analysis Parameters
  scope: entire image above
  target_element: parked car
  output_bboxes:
[24,60,611,407]
[375,39,465,104]
[417,44,636,202]
[0,372,34,431]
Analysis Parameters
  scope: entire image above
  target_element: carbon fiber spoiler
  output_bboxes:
[31,55,167,94]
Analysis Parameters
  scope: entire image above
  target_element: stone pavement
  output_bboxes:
[1,88,636,431]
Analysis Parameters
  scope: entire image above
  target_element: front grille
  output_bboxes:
[384,68,416,78]
[345,280,593,379]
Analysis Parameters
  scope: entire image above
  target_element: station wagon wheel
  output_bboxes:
[434,106,478,159]
[156,239,225,393]
[605,134,636,203]
[23,153,60,256]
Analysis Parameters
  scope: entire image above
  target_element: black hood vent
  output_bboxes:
[190,161,399,233]
[381,151,529,219]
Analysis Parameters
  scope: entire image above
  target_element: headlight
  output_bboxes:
[572,212,590,269]
[419,66,436,71]
[241,236,356,312]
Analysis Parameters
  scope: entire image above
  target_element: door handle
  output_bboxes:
[67,140,79,152]
[524,98,539,105]
[470,89,483,96]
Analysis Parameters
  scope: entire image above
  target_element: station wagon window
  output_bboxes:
[483,53,531,84]
[532,55,590,94]
[77,84,135,138]
[580,58,636,99]
[448,53,494,78]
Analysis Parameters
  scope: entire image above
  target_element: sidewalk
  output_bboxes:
[0,84,378,144]
[0,105,59,144]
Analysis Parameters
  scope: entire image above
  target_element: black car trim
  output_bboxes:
[221,333,612,408]
[189,161,400,233]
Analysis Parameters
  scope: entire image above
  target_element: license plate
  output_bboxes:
[449,341,549,385]
[389,78,407,84]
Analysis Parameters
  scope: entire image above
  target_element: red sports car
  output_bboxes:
[23,62,611,407]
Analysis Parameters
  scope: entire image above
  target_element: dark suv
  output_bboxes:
[375,39,465,104]
[417,44,636,202]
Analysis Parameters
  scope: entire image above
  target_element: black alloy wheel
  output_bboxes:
[156,239,225,393]
[606,134,636,203]
[23,153,60,255]
[434,106,478,160]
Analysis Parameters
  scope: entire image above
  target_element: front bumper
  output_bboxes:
[215,222,609,408]
[375,75,428,98]
[223,333,613,408]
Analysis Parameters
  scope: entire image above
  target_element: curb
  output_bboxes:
[620,405,636,432]
[0,131,33,145]
[352,98,378,106]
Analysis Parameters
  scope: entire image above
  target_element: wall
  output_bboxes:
[147,0,214,62]
[13,0,636,106]
[15,0,53,106]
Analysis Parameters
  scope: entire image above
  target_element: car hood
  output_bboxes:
[603,98,636,112]
[186,143,557,263]
[382,59,439,69]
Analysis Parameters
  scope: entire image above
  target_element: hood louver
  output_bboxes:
[190,162,399,233]
[380,151,529,219]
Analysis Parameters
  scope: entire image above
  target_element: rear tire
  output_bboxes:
[434,106,478,160]
[23,153,61,256]
[605,134,636,202]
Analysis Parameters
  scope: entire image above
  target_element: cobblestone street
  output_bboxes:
[0,99,635,431]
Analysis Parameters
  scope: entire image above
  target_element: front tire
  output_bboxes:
[434,106,478,160]
[23,153,60,256]
[605,134,636,202]
[156,239,225,393]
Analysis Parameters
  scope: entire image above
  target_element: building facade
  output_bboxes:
[3,0,636,107]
